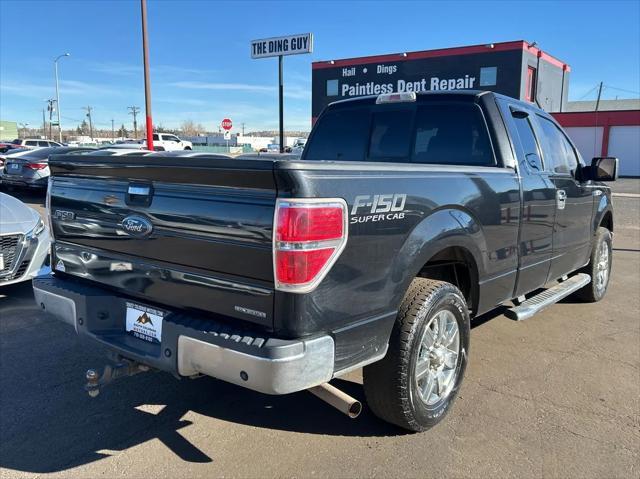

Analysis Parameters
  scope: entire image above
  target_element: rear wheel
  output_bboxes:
[574,226,612,302]
[363,278,470,432]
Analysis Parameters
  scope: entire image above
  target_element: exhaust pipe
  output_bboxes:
[308,382,362,418]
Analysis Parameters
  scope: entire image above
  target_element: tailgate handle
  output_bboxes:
[126,184,153,207]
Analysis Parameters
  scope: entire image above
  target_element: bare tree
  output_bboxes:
[180,120,205,136]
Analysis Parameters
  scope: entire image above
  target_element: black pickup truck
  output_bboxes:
[34,91,617,432]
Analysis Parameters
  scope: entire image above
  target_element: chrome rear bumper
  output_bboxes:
[33,274,334,395]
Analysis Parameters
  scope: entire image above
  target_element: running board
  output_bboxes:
[505,273,591,321]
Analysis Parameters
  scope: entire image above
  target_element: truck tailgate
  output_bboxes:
[48,153,277,328]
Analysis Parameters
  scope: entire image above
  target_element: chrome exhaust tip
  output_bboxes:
[308,382,362,418]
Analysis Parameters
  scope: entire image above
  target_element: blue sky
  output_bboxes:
[1,0,639,133]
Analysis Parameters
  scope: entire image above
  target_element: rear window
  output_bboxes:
[305,108,370,161]
[412,104,494,166]
[369,110,413,159]
[306,102,494,166]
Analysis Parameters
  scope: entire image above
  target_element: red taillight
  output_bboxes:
[274,199,348,292]
[25,163,47,170]
[276,205,344,242]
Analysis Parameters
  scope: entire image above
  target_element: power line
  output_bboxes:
[603,84,640,96]
[577,84,600,101]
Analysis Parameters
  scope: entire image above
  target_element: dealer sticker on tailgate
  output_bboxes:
[125,302,164,343]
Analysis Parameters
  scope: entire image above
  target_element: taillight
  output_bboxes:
[274,199,348,293]
[25,162,47,170]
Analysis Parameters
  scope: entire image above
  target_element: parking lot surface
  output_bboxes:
[1,182,638,478]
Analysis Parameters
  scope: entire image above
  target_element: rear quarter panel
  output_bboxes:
[273,162,521,337]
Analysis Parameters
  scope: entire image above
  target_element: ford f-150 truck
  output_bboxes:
[34,91,617,432]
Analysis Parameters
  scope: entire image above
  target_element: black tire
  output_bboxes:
[574,227,612,302]
[184,146,192,150]
[363,278,470,432]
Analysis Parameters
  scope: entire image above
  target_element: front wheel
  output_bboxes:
[574,226,612,302]
[363,278,470,432]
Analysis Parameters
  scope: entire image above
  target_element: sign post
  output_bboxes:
[251,33,313,153]
[222,118,232,150]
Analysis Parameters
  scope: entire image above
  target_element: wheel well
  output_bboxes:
[600,211,613,232]
[417,246,479,315]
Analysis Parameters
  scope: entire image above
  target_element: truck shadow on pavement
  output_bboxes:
[0,283,421,474]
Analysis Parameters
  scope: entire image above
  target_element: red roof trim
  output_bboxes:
[552,110,640,127]
[312,40,570,72]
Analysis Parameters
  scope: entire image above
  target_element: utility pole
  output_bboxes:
[140,0,154,151]
[595,81,604,111]
[54,53,70,142]
[83,106,94,139]
[46,99,55,140]
[278,55,284,153]
[42,109,46,139]
[128,106,140,139]
[241,122,245,136]
[111,119,115,141]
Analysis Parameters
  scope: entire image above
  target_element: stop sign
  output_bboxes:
[221,118,233,131]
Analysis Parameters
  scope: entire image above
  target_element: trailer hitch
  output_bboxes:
[85,360,150,397]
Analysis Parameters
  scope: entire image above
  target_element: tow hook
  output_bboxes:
[85,360,150,397]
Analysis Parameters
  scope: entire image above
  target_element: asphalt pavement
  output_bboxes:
[0,182,638,478]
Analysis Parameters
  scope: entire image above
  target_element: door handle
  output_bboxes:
[556,189,567,210]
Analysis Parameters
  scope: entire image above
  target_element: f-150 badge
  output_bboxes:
[351,194,407,224]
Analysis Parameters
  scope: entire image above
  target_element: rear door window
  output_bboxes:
[512,115,544,172]
[412,103,494,166]
[38,141,48,147]
[305,108,370,161]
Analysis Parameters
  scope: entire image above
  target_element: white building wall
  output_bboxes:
[608,126,640,177]
[564,127,603,162]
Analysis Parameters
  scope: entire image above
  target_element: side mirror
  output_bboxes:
[590,157,618,181]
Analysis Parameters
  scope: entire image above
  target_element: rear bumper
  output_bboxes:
[33,274,334,394]
[0,174,47,188]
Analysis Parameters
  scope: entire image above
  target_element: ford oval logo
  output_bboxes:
[121,215,153,237]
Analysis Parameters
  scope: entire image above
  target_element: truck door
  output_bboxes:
[497,100,556,297]
[533,114,593,282]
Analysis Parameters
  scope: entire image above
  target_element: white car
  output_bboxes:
[152,133,192,151]
[0,193,50,286]
[11,139,63,149]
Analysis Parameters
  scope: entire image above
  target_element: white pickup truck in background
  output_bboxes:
[151,133,192,151]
